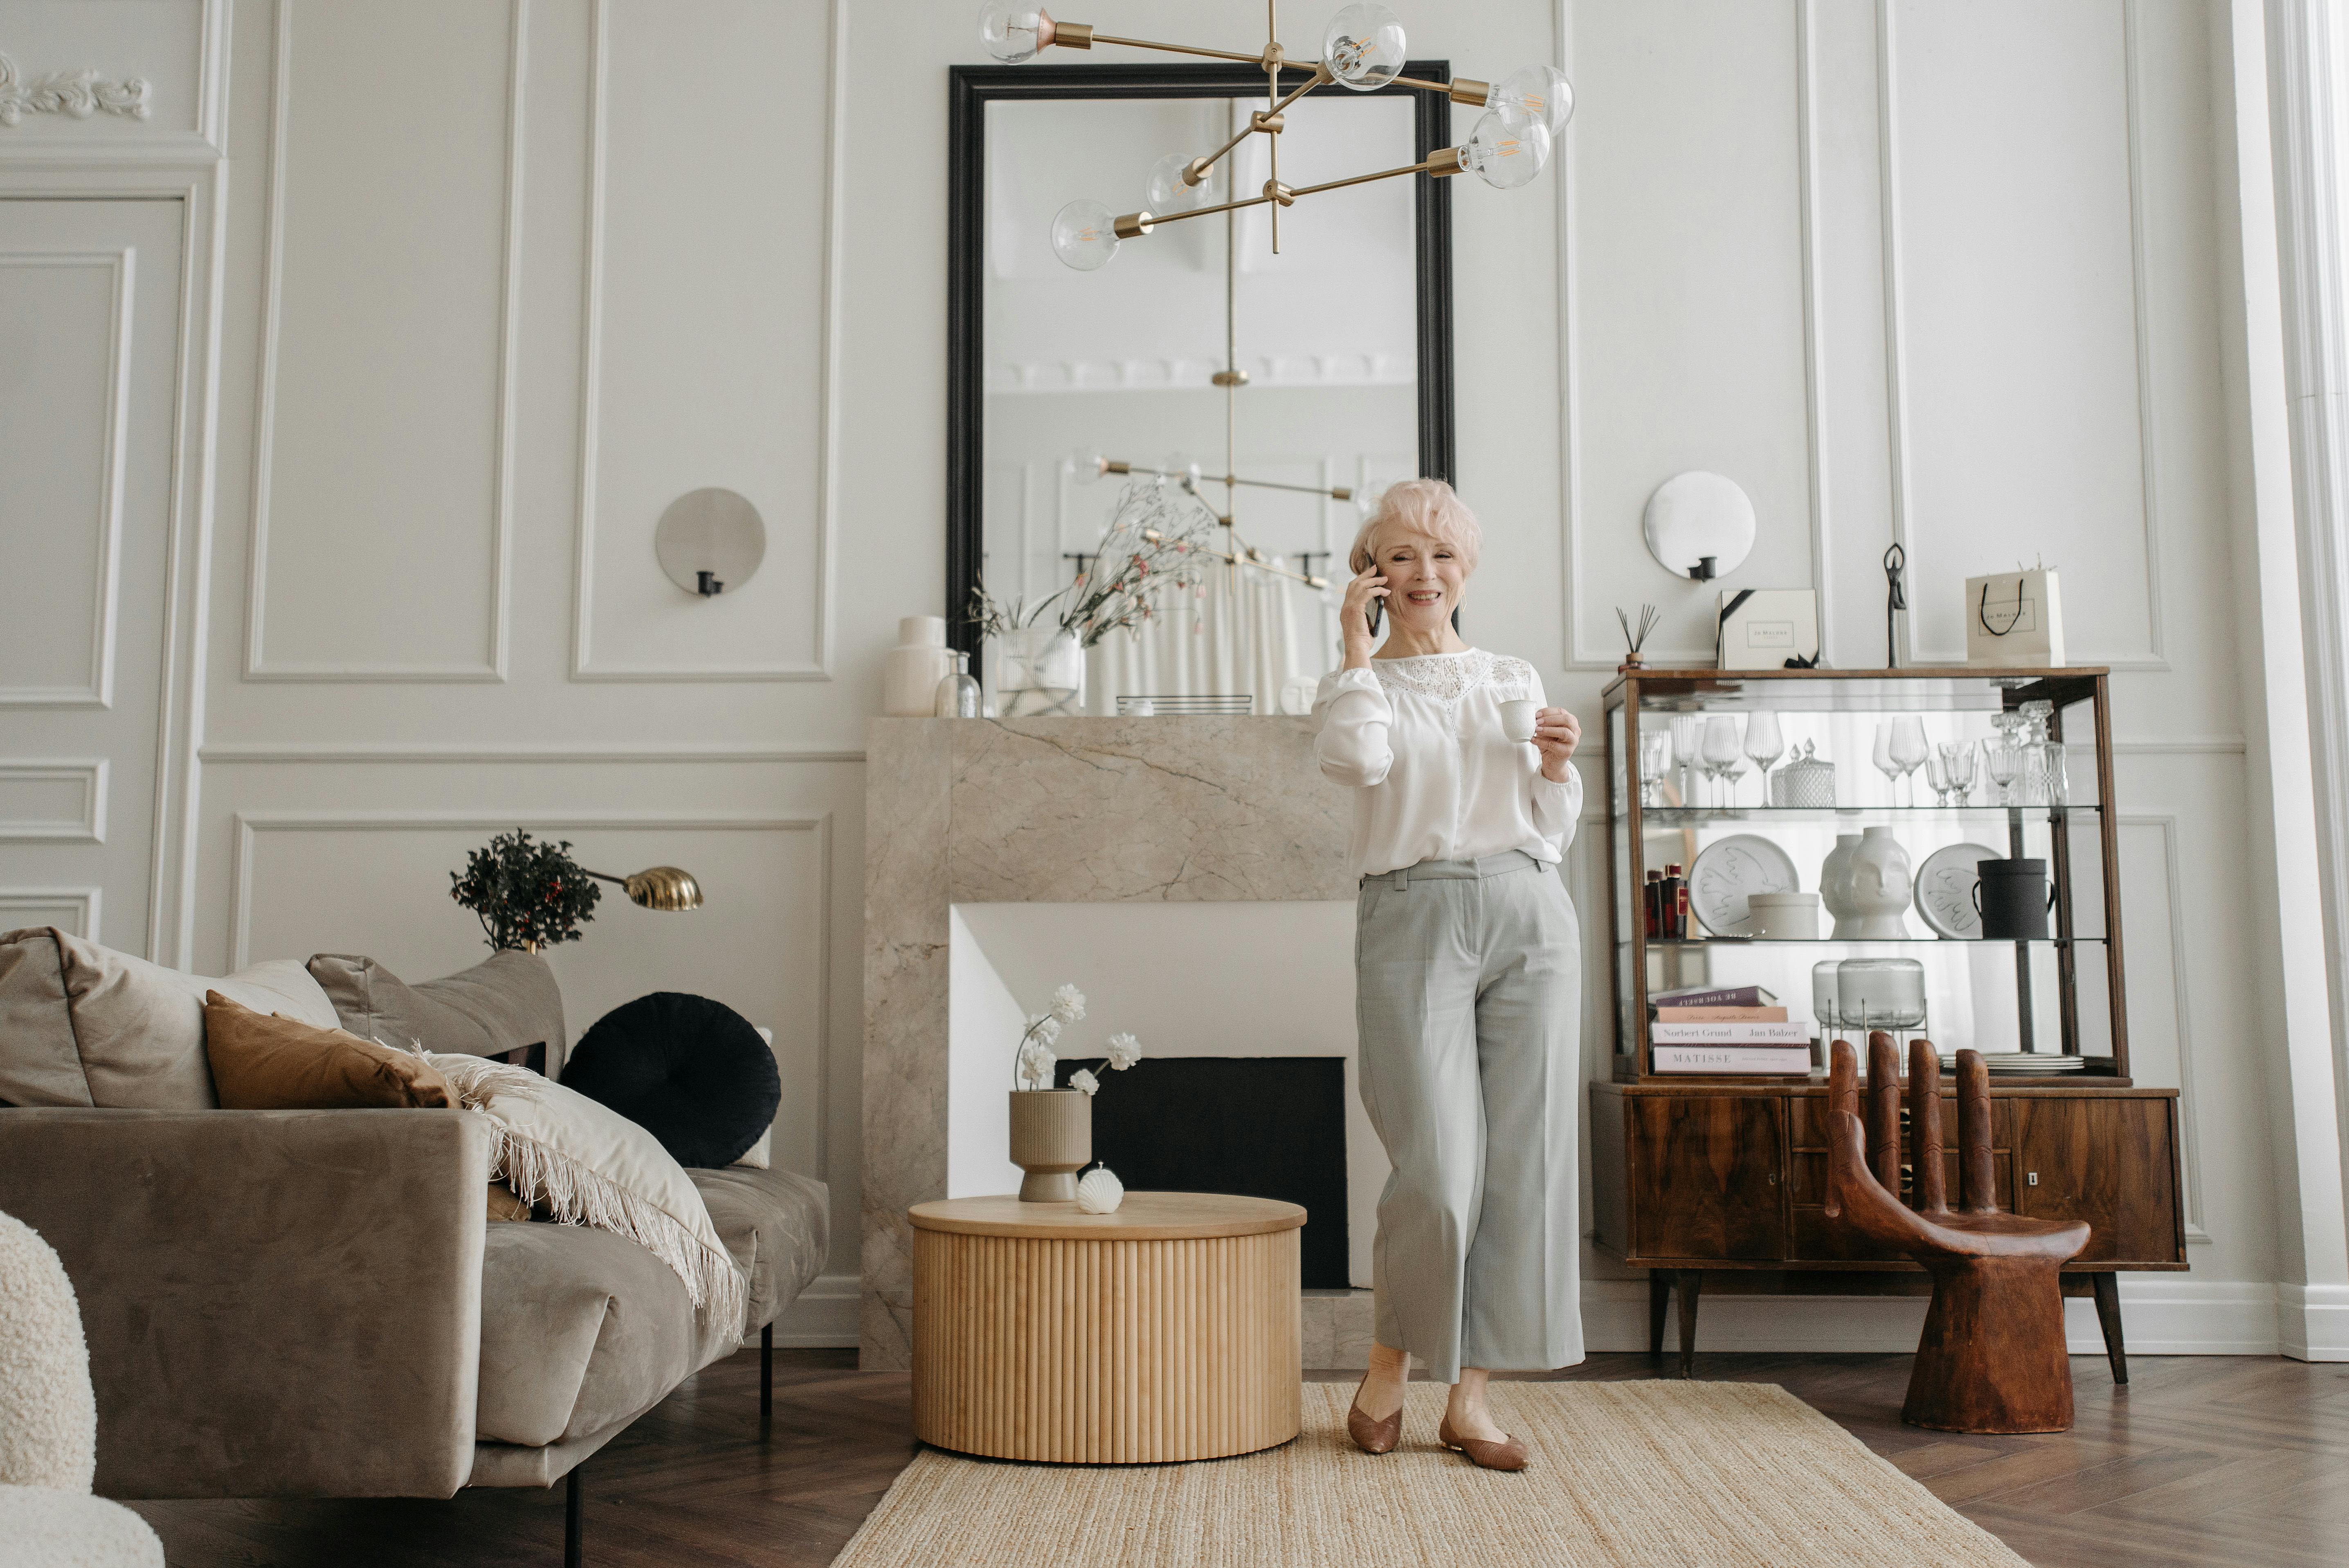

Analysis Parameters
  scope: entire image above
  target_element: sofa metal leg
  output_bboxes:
[565,1465,584,1568]
[761,1322,774,1428]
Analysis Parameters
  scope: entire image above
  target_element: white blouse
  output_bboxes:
[1312,647,1583,880]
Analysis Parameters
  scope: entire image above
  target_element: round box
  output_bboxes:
[1747,891,1820,940]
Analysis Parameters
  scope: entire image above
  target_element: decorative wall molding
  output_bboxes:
[0,247,133,708]
[0,759,108,841]
[0,1,228,163]
[0,51,149,128]
[766,1270,859,1348]
[987,353,1413,394]
[0,886,101,941]
[228,809,836,1176]
[244,0,526,682]
[1557,0,1829,669]
[569,0,845,682]
[199,742,867,764]
[1876,0,2167,672]
[2119,813,2210,1244]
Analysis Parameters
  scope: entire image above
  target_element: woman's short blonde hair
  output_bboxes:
[1348,478,1482,575]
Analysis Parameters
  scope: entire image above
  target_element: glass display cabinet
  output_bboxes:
[1602,666,2125,1082]
[1588,667,2184,1380]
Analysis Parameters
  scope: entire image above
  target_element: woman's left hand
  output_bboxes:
[1533,707,1580,782]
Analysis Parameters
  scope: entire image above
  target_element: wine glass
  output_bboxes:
[1922,747,1951,808]
[1639,727,1674,808]
[1702,716,1745,810]
[1742,710,1785,810]
[1872,722,1902,806]
[1938,740,1978,806]
[1672,714,1704,808]
[1984,738,2023,805]
[1889,717,1929,808]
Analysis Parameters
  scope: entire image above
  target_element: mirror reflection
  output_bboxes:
[981,93,1421,716]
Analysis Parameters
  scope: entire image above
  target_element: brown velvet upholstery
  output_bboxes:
[202,991,457,1109]
[306,950,566,1074]
[0,1107,490,1499]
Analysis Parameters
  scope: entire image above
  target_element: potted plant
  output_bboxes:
[968,481,1216,717]
[1008,982,1142,1201]
[449,830,601,952]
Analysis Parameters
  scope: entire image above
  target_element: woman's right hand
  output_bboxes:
[1341,564,1388,669]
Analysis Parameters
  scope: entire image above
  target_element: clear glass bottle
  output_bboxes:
[935,651,981,718]
[2020,698,2068,806]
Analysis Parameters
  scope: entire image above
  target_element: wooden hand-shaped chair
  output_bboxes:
[1825,1033,2091,1433]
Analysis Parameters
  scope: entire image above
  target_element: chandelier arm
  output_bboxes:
[1084,32,1309,67]
[1140,528,1329,590]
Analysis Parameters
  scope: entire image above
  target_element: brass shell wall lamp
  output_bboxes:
[977,2,1573,267]
[584,866,704,912]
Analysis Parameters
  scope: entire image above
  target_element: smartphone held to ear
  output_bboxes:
[1366,594,1383,638]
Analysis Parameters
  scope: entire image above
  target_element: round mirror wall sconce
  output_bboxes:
[654,487,765,598]
[1643,470,1755,582]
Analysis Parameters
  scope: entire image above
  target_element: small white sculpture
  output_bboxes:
[1076,1164,1125,1215]
[1841,826,1914,939]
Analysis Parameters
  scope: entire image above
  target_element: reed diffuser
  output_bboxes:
[1616,604,1660,672]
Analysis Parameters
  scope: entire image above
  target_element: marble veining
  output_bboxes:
[862,717,1353,1366]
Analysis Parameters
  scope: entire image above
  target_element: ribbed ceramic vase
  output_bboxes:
[1009,1088,1091,1202]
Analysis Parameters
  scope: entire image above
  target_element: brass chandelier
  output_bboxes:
[977,2,1574,269]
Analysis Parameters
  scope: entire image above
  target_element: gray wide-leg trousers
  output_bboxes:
[1354,849,1584,1383]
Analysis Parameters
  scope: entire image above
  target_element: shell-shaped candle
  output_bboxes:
[1075,1164,1124,1215]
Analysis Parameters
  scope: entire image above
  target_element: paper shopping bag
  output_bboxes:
[1965,568,2065,667]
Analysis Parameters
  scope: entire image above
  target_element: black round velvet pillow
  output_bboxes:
[562,992,781,1169]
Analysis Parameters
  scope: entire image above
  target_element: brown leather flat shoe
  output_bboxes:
[1438,1413,1529,1471]
[1346,1372,1402,1455]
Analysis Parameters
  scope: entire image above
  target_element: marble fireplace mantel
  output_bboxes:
[861,716,1353,1368]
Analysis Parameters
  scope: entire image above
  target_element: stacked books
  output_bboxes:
[1648,984,1811,1074]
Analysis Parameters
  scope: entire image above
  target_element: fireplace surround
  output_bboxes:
[863,715,1361,1368]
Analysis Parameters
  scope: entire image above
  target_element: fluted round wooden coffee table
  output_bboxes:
[908,1191,1305,1463]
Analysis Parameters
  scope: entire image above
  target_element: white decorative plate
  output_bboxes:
[1913,842,2000,940]
[1688,834,1801,937]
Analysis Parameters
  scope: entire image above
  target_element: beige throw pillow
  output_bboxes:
[201,992,456,1110]
[430,1053,745,1327]
[0,928,342,1109]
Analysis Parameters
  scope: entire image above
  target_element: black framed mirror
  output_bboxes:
[946,61,1459,668]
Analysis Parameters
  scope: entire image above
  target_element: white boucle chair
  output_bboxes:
[0,1209,163,1568]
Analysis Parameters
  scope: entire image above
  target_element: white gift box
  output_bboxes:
[1716,589,1821,670]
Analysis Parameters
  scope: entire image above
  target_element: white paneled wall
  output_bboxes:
[0,0,2330,1354]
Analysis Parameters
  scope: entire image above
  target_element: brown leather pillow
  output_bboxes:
[202,991,456,1110]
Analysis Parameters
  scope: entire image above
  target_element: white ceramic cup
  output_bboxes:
[1500,699,1540,743]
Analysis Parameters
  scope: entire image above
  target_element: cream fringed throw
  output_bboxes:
[429,1054,746,1331]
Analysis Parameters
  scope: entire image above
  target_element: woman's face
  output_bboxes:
[1372,526,1470,634]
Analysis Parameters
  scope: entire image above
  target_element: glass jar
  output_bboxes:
[934,650,981,717]
[1835,957,1927,1031]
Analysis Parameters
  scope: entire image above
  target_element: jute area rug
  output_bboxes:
[830,1381,2025,1568]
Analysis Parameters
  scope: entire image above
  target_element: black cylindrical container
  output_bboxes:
[1973,857,2053,940]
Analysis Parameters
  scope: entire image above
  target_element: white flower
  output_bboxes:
[1016,1038,1057,1090]
[1033,1014,1062,1047]
[1104,1032,1142,1071]
[1052,983,1088,1023]
[1070,1067,1100,1096]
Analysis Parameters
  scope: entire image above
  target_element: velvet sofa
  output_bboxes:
[0,928,828,1560]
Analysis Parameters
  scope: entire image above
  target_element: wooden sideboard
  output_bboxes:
[1590,1079,2185,1377]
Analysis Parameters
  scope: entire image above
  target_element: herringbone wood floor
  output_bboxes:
[128,1348,2349,1567]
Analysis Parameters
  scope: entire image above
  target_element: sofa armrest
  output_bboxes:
[0,1107,491,1499]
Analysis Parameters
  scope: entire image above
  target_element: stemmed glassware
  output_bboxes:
[1741,710,1784,810]
[1672,714,1704,809]
[1639,727,1674,808]
[1923,748,1952,807]
[1938,741,1978,806]
[1984,715,2025,806]
[1872,722,1901,806]
[1701,715,1745,809]
[1889,717,1929,808]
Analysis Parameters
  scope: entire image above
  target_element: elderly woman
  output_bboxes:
[1312,478,1583,1471]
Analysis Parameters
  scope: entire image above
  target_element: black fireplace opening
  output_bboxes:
[1056,1055,1349,1289]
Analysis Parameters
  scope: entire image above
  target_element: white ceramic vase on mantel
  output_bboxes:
[883,616,957,717]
